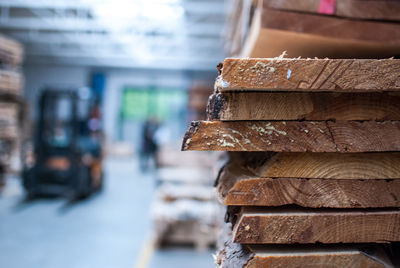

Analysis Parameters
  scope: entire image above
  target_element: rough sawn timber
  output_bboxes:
[227,152,400,179]
[182,121,400,152]
[232,207,400,244]
[217,222,391,268]
[265,0,400,21]
[245,247,389,268]
[261,9,400,43]
[207,92,400,121]
[216,161,400,208]
[216,58,400,92]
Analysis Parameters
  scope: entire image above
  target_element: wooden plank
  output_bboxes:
[265,0,400,21]
[217,58,400,92]
[0,35,23,67]
[217,223,392,268]
[0,125,18,140]
[232,207,400,244]
[0,102,18,127]
[182,121,400,152]
[207,92,400,121]
[229,152,400,179]
[242,27,400,59]
[239,2,400,58]
[246,247,389,268]
[216,160,400,208]
[0,70,23,95]
[261,9,400,43]
[218,247,389,268]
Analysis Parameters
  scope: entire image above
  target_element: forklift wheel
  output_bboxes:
[26,191,37,200]
[76,166,92,198]
[95,170,104,192]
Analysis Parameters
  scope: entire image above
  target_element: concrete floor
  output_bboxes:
[0,157,214,268]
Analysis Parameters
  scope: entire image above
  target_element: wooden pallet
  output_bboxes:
[0,35,23,67]
[0,70,23,95]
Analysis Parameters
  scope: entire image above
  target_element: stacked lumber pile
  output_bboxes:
[225,0,400,58]
[151,151,221,250]
[182,57,400,267]
[0,34,25,185]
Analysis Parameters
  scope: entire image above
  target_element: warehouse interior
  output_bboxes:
[0,1,226,267]
[1,0,400,268]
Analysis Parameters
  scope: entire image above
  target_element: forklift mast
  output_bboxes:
[23,88,103,198]
[36,90,79,169]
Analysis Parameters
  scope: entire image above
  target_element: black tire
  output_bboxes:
[76,166,91,198]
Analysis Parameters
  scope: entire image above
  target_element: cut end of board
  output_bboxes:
[182,120,400,152]
[181,120,201,151]
[216,58,400,92]
[206,93,227,121]
[217,222,394,268]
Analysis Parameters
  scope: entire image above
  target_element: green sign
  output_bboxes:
[122,88,187,120]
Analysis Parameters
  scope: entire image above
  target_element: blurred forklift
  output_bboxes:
[23,87,104,198]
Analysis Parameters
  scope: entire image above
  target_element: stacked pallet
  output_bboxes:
[0,34,24,186]
[151,80,221,249]
[182,57,400,267]
[151,150,221,250]
[226,0,400,58]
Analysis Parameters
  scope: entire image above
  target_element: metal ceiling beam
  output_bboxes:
[0,0,90,10]
[25,53,223,71]
[0,0,228,70]
[0,0,227,15]
[6,31,223,49]
[24,43,224,59]
[0,17,223,37]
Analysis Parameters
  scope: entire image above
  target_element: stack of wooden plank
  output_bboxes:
[226,0,400,58]
[0,34,25,184]
[182,57,400,267]
[0,34,23,68]
[151,151,221,250]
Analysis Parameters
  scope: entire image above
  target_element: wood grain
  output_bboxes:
[265,0,400,21]
[218,174,400,208]
[230,152,400,179]
[246,248,387,268]
[182,121,400,152]
[243,27,400,59]
[261,9,400,43]
[240,1,400,58]
[233,207,400,244]
[217,223,391,268]
[207,92,400,121]
[216,58,400,92]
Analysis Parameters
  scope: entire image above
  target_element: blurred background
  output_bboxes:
[1,0,400,267]
[0,0,228,267]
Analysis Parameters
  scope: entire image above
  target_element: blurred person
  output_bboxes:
[153,121,171,168]
[140,117,159,171]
